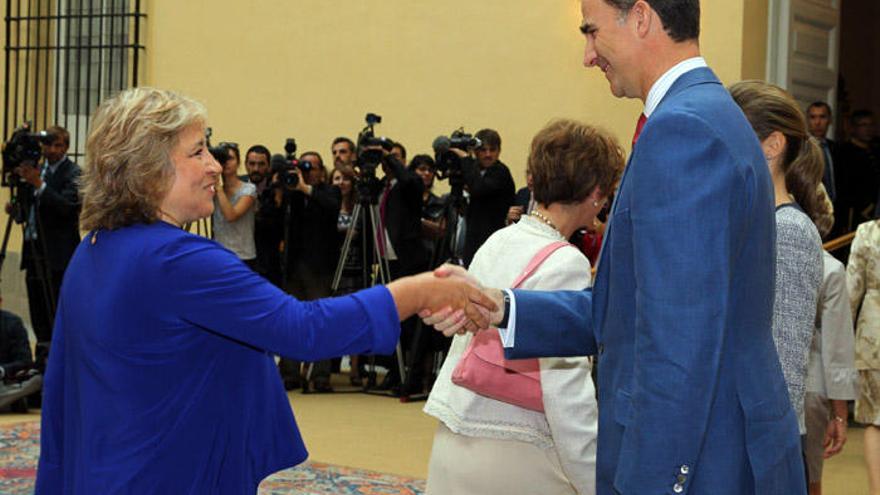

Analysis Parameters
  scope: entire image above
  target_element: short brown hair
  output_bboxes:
[46,125,70,146]
[528,119,625,206]
[80,87,207,231]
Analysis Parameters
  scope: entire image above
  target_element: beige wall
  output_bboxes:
[142,0,760,190]
[0,1,767,317]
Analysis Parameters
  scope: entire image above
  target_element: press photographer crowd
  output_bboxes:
[0,113,602,402]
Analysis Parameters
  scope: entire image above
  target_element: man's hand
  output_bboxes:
[419,264,505,336]
[386,266,498,334]
[823,416,847,458]
[14,165,42,188]
[506,205,524,225]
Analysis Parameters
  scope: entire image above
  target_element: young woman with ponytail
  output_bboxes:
[730,80,825,469]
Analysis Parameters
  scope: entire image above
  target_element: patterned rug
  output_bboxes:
[0,421,425,494]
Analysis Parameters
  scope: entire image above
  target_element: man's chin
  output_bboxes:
[248,174,264,183]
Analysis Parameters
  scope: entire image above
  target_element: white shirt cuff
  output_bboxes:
[497,289,516,348]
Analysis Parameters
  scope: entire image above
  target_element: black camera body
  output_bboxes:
[272,138,312,188]
[433,128,481,177]
[2,123,54,188]
[354,113,394,202]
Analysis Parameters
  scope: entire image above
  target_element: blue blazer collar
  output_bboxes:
[656,66,720,111]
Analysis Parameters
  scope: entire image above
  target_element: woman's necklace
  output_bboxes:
[158,209,184,229]
[530,210,565,239]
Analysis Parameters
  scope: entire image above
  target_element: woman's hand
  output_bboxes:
[386,265,498,333]
[418,264,505,336]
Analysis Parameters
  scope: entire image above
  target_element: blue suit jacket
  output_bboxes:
[506,68,805,495]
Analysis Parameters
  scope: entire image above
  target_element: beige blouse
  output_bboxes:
[847,220,880,370]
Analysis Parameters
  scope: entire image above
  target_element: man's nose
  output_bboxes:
[583,40,598,67]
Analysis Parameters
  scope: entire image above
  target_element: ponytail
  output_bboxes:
[785,136,830,226]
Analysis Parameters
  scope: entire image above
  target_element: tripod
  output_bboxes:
[0,179,58,368]
[324,175,407,395]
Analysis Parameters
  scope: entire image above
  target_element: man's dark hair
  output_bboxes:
[391,142,407,162]
[408,154,435,172]
[46,125,70,146]
[605,0,700,42]
[807,101,832,116]
[332,136,355,152]
[476,129,502,150]
[245,144,271,163]
[850,109,874,126]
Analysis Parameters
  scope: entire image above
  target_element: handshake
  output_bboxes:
[386,265,504,336]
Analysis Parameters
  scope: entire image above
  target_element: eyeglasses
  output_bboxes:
[218,141,239,150]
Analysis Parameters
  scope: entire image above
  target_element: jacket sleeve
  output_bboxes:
[504,289,597,359]
[160,237,400,361]
[613,110,744,494]
[386,155,424,206]
[820,256,859,400]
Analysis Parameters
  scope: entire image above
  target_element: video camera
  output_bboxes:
[271,138,313,188]
[432,127,481,178]
[2,123,55,188]
[354,113,395,202]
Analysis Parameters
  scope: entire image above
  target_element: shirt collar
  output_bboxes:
[643,57,707,118]
[47,155,66,173]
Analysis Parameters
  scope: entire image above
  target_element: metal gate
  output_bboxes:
[4,0,145,160]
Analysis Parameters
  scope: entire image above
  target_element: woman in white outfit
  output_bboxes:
[423,119,624,495]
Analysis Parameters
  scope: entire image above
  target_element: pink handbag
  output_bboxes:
[451,241,571,413]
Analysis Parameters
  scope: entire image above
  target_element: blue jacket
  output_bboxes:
[36,222,400,494]
[505,68,805,495]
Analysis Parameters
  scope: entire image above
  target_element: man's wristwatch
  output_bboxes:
[497,291,511,328]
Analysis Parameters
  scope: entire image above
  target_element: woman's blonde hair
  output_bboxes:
[80,87,207,230]
[528,119,625,206]
[729,80,829,224]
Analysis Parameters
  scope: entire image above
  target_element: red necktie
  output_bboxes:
[632,113,647,150]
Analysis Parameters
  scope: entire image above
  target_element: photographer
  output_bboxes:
[281,150,341,392]
[211,143,258,269]
[458,128,515,267]
[374,146,431,392]
[244,145,284,287]
[10,126,81,348]
[0,293,39,411]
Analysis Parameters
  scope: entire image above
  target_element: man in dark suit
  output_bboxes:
[14,126,81,349]
[808,101,846,235]
[460,129,515,266]
[426,0,807,492]
[374,148,430,393]
[281,150,341,392]
[242,145,285,288]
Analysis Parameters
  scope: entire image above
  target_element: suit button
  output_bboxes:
[677,474,687,484]
[673,483,684,493]
[598,344,605,355]
[680,465,690,475]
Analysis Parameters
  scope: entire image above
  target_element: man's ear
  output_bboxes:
[632,0,654,39]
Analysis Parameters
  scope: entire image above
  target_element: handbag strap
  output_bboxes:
[510,241,571,289]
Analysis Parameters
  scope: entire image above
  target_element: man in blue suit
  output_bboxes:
[425,1,806,493]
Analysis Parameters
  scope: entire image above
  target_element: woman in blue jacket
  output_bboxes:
[34,87,492,494]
